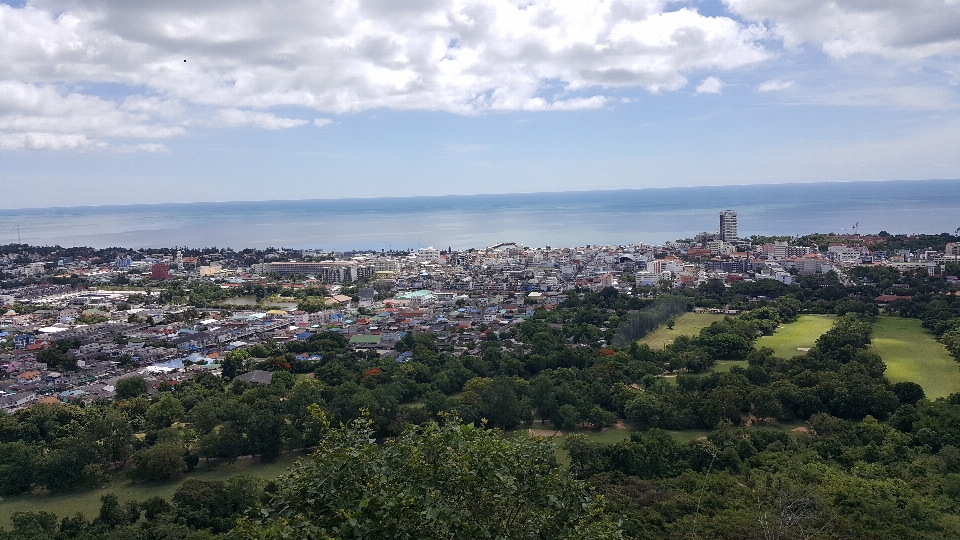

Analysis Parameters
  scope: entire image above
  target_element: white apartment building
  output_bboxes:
[417,247,441,262]
[719,210,738,242]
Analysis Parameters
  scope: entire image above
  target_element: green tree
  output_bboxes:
[39,436,103,492]
[530,376,559,423]
[173,478,233,532]
[586,405,618,429]
[478,377,524,430]
[199,421,245,464]
[553,404,581,431]
[234,412,621,539]
[145,394,185,429]
[115,376,148,399]
[86,408,135,469]
[624,393,666,430]
[222,349,251,380]
[0,442,40,495]
[94,493,134,529]
[132,442,187,481]
[7,512,58,539]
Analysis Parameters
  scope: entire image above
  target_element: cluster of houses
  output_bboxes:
[2,234,959,413]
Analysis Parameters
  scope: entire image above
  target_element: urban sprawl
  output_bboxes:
[2,210,959,411]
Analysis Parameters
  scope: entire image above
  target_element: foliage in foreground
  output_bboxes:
[234,410,621,540]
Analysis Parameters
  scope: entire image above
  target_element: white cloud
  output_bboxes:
[725,0,960,60]
[0,0,776,149]
[0,132,97,151]
[6,0,957,151]
[696,76,724,94]
[0,80,184,150]
[313,118,333,127]
[217,109,308,130]
[757,79,793,92]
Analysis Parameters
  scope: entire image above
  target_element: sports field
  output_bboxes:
[640,312,726,349]
[874,316,960,400]
[755,315,837,359]
[0,451,308,527]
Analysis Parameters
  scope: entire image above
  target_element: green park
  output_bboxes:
[640,312,725,349]
[874,316,960,400]
[5,274,960,538]
[646,311,960,401]
[755,314,837,358]
[0,453,306,528]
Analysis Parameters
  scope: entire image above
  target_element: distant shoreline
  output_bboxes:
[1,178,958,213]
[2,179,959,250]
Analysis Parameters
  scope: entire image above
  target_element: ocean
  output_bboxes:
[3,179,959,250]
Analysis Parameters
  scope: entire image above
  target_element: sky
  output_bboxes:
[1,0,959,208]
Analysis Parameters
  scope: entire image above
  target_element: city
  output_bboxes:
[3,210,959,411]
[3,0,960,537]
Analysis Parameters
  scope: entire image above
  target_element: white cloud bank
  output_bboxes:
[0,0,771,150]
[725,0,960,60]
[0,0,959,150]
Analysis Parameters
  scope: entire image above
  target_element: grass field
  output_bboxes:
[755,314,837,359]
[874,316,960,400]
[505,421,634,467]
[641,312,726,349]
[713,360,749,372]
[0,451,309,527]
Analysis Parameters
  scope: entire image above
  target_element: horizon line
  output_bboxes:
[2,177,958,213]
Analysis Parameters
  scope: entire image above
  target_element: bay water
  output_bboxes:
[2,179,959,250]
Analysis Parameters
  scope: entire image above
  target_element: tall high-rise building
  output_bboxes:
[719,210,738,242]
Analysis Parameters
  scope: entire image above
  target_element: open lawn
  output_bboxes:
[641,312,726,349]
[518,421,633,445]
[0,451,309,528]
[713,360,748,372]
[512,421,635,467]
[672,360,749,382]
[874,316,960,400]
[755,315,836,359]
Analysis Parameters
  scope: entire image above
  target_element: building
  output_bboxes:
[235,370,274,385]
[349,334,382,349]
[199,263,221,277]
[0,392,36,410]
[706,259,753,273]
[417,247,441,262]
[358,288,375,307]
[252,261,360,283]
[151,263,169,280]
[774,241,789,259]
[374,258,400,272]
[719,210,738,242]
[14,334,35,350]
[706,240,734,256]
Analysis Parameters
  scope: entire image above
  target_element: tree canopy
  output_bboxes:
[235,411,621,540]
